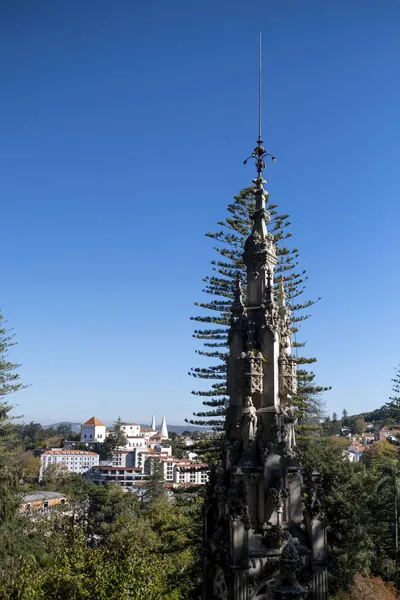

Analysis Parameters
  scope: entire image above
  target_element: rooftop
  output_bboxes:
[21,491,66,503]
[82,416,105,427]
[91,466,142,471]
[43,450,98,456]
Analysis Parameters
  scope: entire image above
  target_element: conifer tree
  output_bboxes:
[145,458,166,502]
[385,365,400,427]
[101,417,128,458]
[187,187,328,447]
[0,310,26,524]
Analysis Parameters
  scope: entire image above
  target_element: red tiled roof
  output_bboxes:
[91,466,142,471]
[43,450,98,456]
[82,416,105,427]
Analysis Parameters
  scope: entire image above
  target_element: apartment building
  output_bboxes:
[40,449,99,480]
[87,465,147,489]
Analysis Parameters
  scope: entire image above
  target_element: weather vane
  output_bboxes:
[243,31,276,177]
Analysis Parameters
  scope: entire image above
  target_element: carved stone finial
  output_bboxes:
[278,276,286,308]
[232,277,245,316]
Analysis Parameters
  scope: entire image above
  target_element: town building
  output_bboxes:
[20,491,67,514]
[374,426,400,442]
[173,461,208,485]
[80,416,107,443]
[39,449,99,480]
[120,422,141,437]
[139,426,157,441]
[87,465,147,489]
[111,450,136,467]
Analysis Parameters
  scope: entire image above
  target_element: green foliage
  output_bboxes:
[145,458,167,503]
[0,311,26,526]
[354,417,367,435]
[101,417,128,459]
[188,186,329,458]
[14,421,80,450]
[301,438,375,593]
[0,481,203,599]
[385,366,400,428]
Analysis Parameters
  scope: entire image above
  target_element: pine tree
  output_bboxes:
[0,310,27,524]
[145,458,166,502]
[385,366,400,427]
[101,417,128,459]
[187,186,329,450]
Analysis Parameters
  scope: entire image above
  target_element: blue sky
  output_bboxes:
[1,0,400,425]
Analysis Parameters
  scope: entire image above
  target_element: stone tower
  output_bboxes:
[203,133,328,600]
[160,415,169,439]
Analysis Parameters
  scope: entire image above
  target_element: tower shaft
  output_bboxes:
[203,136,327,600]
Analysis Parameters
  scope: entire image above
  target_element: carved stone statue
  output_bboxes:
[283,406,297,453]
[242,396,257,451]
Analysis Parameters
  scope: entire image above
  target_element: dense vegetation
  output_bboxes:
[3,171,400,599]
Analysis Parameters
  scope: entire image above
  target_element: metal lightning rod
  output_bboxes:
[258,30,262,143]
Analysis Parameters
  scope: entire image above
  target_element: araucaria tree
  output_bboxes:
[385,365,400,427]
[188,185,328,449]
[0,310,26,523]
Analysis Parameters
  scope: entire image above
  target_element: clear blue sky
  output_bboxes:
[2,0,400,425]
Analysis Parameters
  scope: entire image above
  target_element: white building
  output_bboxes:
[120,422,141,437]
[137,449,171,472]
[145,456,208,485]
[124,436,147,450]
[87,465,147,489]
[40,449,99,480]
[111,450,136,467]
[173,461,208,485]
[139,426,157,441]
[80,416,107,443]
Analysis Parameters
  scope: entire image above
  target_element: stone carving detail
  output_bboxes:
[279,354,297,398]
[213,566,228,600]
[227,475,250,528]
[262,302,279,336]
[262,524,290,549]
[241,397,258,452]
[240,351,264,396]
[274,542,306,600]
[230,279,247,331]
[282,406,298,455]
[266,475,287,512]
[303,472,327,521]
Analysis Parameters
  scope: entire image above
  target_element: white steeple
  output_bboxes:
[151,415,156,431]
[160,415,168,439]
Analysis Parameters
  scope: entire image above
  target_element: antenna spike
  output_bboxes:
[259,30,262,142]
[242,32,276,176]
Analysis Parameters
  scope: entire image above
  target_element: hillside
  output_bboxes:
[44,422,208,434]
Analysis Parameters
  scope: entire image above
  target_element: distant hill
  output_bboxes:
[43,422,81,433]
[348,406,389,424]
[141,424,211,434]
[44,422,209,435]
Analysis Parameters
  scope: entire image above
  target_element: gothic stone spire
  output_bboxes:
[204,116,327,600]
